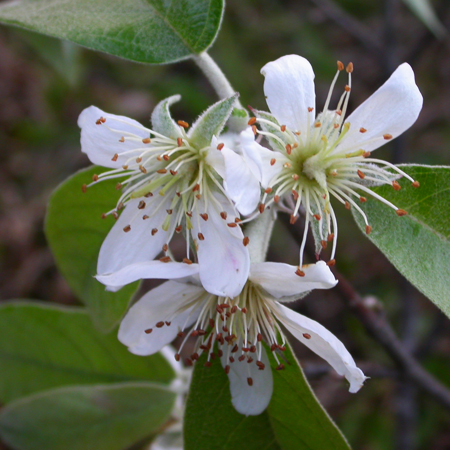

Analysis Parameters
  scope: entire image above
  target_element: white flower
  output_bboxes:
[237,55,423,267]
[101,260,367,416]
[78,94,250,297]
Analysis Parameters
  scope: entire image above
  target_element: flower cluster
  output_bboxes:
[79,55,422,416]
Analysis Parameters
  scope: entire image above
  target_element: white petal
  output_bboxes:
[78,106,150,168]
[192,194,250,298]
[261,55,316,134]
[96,261,200,287]
[336,63,423,154]
[221,345,273,416]
[97,196,174,276]
[250,261,337,299]
[205,135,226,178]
[222,147,261,216]
[275,304,366,393]
[118,281,204,356]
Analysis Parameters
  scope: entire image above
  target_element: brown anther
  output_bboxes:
[345,201,351,210]
[248,117,257,125]
[91,174,99,182]
[136,201,145,210]
[257,333,263,342]
[295,268,305,277]
[327,259,336,266]
[166,209,173,215]
[383,134,393,140]
[321,240,327,249]
[218,350,223,357]
[192,184,200,192]
[145,192,153,197]
[199,213,208,222]
[346,62,353,73]
[157,156,162,161]
[360,197,367,203]
[241,307,247,314]
[270,158,276,166]
[101,213,107,219]
[204,361,212,368]
[286,144,292,154]
[162,244,168,252]
[81,184,87,193]
[185,358,193,367]
[225,365,230,374]
[278,345,286,351]
[117,202,124,211]
[247,357,254,363]
[274,195,280,203]
[276,364,285,371]
[359,127,367,133]
[292,189,299,201]
[191,330,199,337]
[333,123,340,129]
[186,211,193,217]
[308,107,314,112]
[220,211,227,220]
[183,258,193,265]
[176,192,180,197]
[303,333,311,339]
[175,353,180,361]
[280,125,286,132]
[156,321,164,328]
[265,187,273,194]
[111,153,118,162]
[259,203,265,214]
[96,117,104,125]
[270,343,277,352]
[230,357,235,364]
[238,355,246,362]
[170,170,178,176]
[177,120,189,128]
[163,154,170,161]
[344,85,351,92]
[357,170,365,179]
[217,143,224,150]
[227,222,237,228]
[112,212,119,220]
[151,228,158,235]
[292,174,299,181]
[392,180,401,191]
[252,125,257,135]
[142,137,151,144]
[165,321,171,326]
[177,137,183,147]
[243,236,250,246]
[192,352,200,361]
[256,361,265,370]
[177,332,184,338]
[136,157,143,163]
[157,169,167,174]
[175,225,182,233]
[247,377,254,386]
[313,214,321,221]
[242,347,249,353]
[144,328,152,334]
[412,181,420,188]
[337,60,344,71]
[250,345,256,353]
[119,136,125,143]
[122,165,128,170]
[363,151,371,158]
[314,121,321,128]
[230,305,238,314]
[139,165,147,174]
[232,344,238,353]
[336,109,342,116]
[209,319,215,328]
[198,233,205,240]
[365,225,372,235]
[289,214,298,225]
[396,209,407,216]
[123,225,131,233]
[159,256,171,263]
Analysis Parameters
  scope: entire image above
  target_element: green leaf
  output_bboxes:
[402,0,447,39]
[45,166,139,332]
[0,382,176,450]
[189,94,238,148]
[0,301,175,403]
[184,344,350,450]
[353,165,450,318]
[0,0,224,64]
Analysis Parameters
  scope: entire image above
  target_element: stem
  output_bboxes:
[245,211,276,263]
[193,52,249,132]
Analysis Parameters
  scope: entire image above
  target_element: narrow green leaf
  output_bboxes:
[184,344,350,450]
[45,166,139,332]
[0,301,175,403]
[0,382,176,450]
[353,165,450,317]
[0,0,224,64]
[189,94,238,148]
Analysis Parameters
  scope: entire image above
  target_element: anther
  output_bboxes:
[200,213,208,221]
[175,354,180,361]
[321,240,327,249]
[137,201,146,209]
[327,259,336,266]
[292,174,299,181]
[217,350,223,357]
[229,356,235,363]
[259,203,265,214]
[365,225,372,235]
[412,181,420,188]
[136,157,142,163]
[360,128,367,133]
[308,107,314,112]
[256,361,265,370]
[314,121,321,128]
[383,134,393,140]
[101,213,106,219]
[81,184,87,193]
[270,158,276,166]
[346,62,353,73]
[117,202,124,211]
[295,268,305,277]
[186,211,193,217]
[220,211,227,220]
[243,236,250,246]
[145,192,153,197]
[175,225,182,233]
[185,358,193,366]
[156,321,164,328]
[177,332,184,338]
[204,361,212,368]
[328,233,335,242]
[230,305,238,314]
[183,258,193,264]
[119,137,125,142]
[250,345,256,353]
[276,364,285,371]
[111,153,118,162]
[227,222,237,228]
[192,184,200,192]
[265,187,272,194]
[144,328,152,334]
[92,174,99,182]
[257,333,263,342]
[363,151,371,158]
[357,170,365,179]
[122,165,128,169]
[274,195,280,203]
[163,155,170,161]
[345,201,351,209]
[177,137,183,147]
[241,307,247,314]
[345,85,351,92]
[191,352,199,360]
[139,165,147,174]
[157,169,167,174]
[112,212,119,220]
[280,125,286,132]
[162,244,168,252]
[396,209,407,216]
[170,170,178,176]
[336,110,342,116]
[232,344,238,353]
[303,333,311,339]
[392,180,401,191]
[160,256,171,263]
[360,197,367,203]
[151,228,158,235]
[337,61,344,71]
[217,143,224,150]
[247,377,253,386]
[198,233,205,240]
[165,321,171,326]
[123,225,131,233]
[270,343,277,351]
[142,137,151,144]
[224,365,230,374]
[247,357,254,363]
[248,117,257,125]
[314,214,321,221]
[177,120,189,128]
[238,355,246,362]
[286,144,292,154]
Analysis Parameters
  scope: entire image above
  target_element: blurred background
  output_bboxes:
[0,0,450,449]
